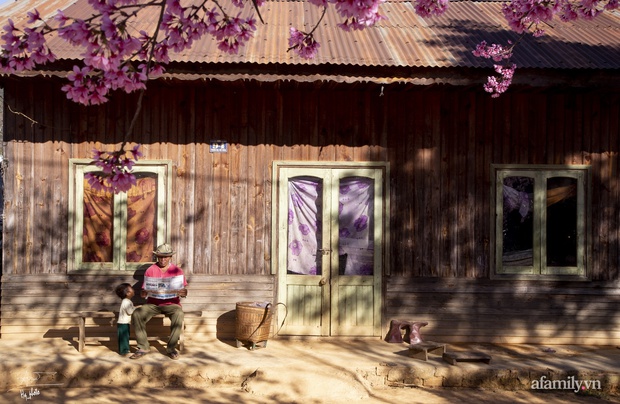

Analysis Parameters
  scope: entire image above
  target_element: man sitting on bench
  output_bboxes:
[130,243,188,360]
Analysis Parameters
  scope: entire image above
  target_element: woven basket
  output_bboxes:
[235,302,273,343]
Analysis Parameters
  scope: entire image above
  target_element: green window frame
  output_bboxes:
[68,159,172,271]
[490,164,590,280]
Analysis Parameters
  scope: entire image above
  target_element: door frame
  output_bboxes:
[271,161,390,337]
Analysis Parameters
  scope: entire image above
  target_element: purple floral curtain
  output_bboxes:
[287,178,322,275]
[338,177,374,275]
[287,176,374,276]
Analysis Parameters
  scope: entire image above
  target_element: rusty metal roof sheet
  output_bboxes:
[0,0,77,26]
[1,0,619,70]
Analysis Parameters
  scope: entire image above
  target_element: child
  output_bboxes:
[115,283,138,356]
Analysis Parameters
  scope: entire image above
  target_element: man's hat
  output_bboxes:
[153,243,175,257]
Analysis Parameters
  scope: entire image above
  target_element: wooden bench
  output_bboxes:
[442,351,492,365]
[408,341,447,361]
[60,310,202,353]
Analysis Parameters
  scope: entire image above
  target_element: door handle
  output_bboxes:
[319,278,327,286]
[317,249,331,255]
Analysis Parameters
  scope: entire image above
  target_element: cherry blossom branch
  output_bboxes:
[85,144,144,193]
[473,0,618,96]
[287,6,327,59]
[1,0,617,193]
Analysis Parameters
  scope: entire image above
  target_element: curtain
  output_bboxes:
[82,176,157,263]
[125,176,157,262]
[82,182,114,263]
[338,177,374,275]
[286,176,374,276]
[287,178,322,275]
[503,183,576,218]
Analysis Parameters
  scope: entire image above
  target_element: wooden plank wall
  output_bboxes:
[0,274,275,342]
[385,278,620,345]
[2,78,619,280]
[2,77,620,344]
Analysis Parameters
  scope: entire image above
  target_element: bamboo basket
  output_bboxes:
[235,302,273,348]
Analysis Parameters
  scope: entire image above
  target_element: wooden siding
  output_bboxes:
[2,76,620,344]
[0,274,274,341]
[2,77,619,280]
[385,278,620,345]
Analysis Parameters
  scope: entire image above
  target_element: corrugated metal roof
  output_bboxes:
[0,0,78,26]
[1,0,619,70]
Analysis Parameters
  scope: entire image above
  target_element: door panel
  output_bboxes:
[330,170,382,336]
[276,164,385,337]
[285,282,324,334]
[278,170,330,335]
[333,281,375,335]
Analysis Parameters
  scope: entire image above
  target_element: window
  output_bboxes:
[68,159,172,271]
[491,165,590,280]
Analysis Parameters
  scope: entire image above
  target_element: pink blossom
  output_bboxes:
[87,52,113,71]
[473,40,517,97]
[54,10,70,27]
[27,10,42,24]
[101,14,117,39]
[67,65,90,82]
[308,0,328,6]
[130,144,143,159]
[112,171,137,192]
[578,0,603,19]
[167,0,184,15]
[88,88,109,105]
[85,172,108,192]
[58,20,92,46]
[483,64,517,98]
[473,41,513,62]
[558,1,580,21]
[414,0,449,18]
[218,38,240,54]
[2,0,617,107]
[288,27,321,59]
[502,0,558,33]
[62,83,89,104]
[85,145,142,193]
[330,0,386,30]
[31,49,56,64]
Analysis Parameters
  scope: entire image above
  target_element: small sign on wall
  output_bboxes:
[210,140,228,153]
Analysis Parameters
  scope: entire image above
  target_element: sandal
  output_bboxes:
[129,350,148,359]
[168,350,179,360]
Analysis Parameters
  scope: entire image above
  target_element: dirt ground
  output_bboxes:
[2,385,618,404]
[2,338,619,403]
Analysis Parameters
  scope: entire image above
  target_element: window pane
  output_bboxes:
[126,174,158,263]
[502,176,534,266]
[546,177,577,266]
[287,177,323,275]
[82,180,114,263]
[338,177,374,276]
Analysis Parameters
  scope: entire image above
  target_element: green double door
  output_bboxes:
[274,163,387,336]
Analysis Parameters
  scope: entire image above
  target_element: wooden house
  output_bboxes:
[1,0,619,346]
